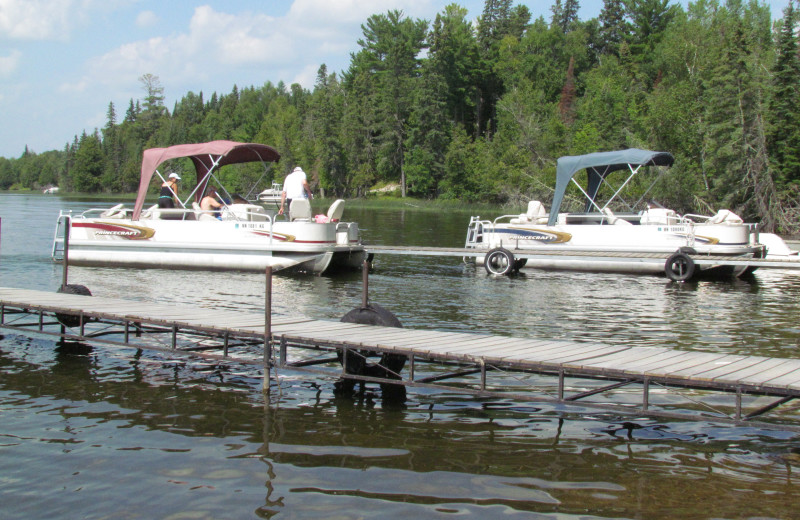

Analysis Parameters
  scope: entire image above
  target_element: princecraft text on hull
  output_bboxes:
[52,141,365,275]
[464,149,794,280]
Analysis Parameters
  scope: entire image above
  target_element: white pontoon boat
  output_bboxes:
[465,149,782,279]
[256,181,283,206]
[52,141,365,274]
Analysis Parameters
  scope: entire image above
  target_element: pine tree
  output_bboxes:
[626,0,676,56]
[428,4,480,133]
[555,0,581,32]
[769,0,800,188]
[599,0,628,55]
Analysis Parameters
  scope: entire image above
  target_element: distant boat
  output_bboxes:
[256,181,283,205]
[43,186,59,194]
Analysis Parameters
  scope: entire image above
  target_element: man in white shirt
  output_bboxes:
[279,166,313,216]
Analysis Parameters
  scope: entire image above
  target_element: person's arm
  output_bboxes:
[279,191,287,215]
[303,180,312,199]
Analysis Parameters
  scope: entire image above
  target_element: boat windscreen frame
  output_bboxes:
[547,149,675,226]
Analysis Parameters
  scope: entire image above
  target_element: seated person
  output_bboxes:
[200,186,223,219]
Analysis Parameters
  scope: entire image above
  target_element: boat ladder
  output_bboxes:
[52,212,71,262]
[464,217,491,263]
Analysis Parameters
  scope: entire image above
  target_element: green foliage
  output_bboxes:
[71,133,104,192]
[2,1,798,232]
[769,0,800,188]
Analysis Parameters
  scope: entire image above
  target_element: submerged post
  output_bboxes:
[61,216,70,289]
[361,259,369,308]
[264,266,273,395]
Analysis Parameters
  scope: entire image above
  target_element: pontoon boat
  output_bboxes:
[465,149,786,279]
[52,141,365,274]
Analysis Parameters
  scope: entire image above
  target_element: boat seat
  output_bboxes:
[290,199,312,221]
[601,207,632,226]
[640,206,677,225]
[326,199,345,222]
[192,202,217,221]
[510,200,548,224]
[706,209,743,225]
[100,203,126,219]
[140,204,158,219]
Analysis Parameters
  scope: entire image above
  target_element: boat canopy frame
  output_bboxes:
[132,140,281,221]
[547,149,675,226]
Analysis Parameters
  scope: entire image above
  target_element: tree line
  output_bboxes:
[2,0,799,233]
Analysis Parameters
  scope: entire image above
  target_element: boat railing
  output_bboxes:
[465,217,494,248]
[52,212,71,261]
[72,203,279,224]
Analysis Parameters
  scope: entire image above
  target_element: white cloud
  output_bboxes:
[292,63,321,87]
[0,0,76,40]
[188,5,289,65]
[74,4,318,94]
[135,10,159,28]
[287,0,434,25]
[0,48,21,75]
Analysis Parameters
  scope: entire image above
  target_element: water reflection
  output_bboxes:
[1,332,799,519]
[2,194,800,519]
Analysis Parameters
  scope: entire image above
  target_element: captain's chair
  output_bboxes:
[326,199,345,222]
[510,200,548,224]
[289,199,312,221]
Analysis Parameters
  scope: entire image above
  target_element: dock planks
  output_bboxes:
[1,286,799,415]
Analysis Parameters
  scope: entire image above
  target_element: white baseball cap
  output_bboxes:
[168,172,181,180]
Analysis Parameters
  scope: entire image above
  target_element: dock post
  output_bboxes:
[361,260,369,308]
[61,216,70,289]
[735,387,743,420]
[264,266,273,395]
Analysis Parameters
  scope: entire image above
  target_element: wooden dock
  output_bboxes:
[366,245,800,270]
[1,286,799,429]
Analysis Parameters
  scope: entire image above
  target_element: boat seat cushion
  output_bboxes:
[510,200,548,224]
[100,203,126,219]
[707,209,743,225]
[326,199,345,222]
[602,207,633,226]
[290,199,312,221]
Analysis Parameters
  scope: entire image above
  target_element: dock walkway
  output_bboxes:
[1,286,799,429]
[366,244,800,269]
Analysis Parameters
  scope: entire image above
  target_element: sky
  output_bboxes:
[0,0,792,159]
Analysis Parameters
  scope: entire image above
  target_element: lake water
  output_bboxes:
[1,192,799,519]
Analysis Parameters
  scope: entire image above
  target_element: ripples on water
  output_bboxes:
[1,194,799,519]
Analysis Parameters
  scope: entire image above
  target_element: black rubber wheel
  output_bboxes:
[484,247,515,276]
[337,303,406,378]
[665,252,695,282]
[56,284,92,327]
[513,258,528,272]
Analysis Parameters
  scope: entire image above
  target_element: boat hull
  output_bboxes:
[64,217,365,275]
[471,221,762,277]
